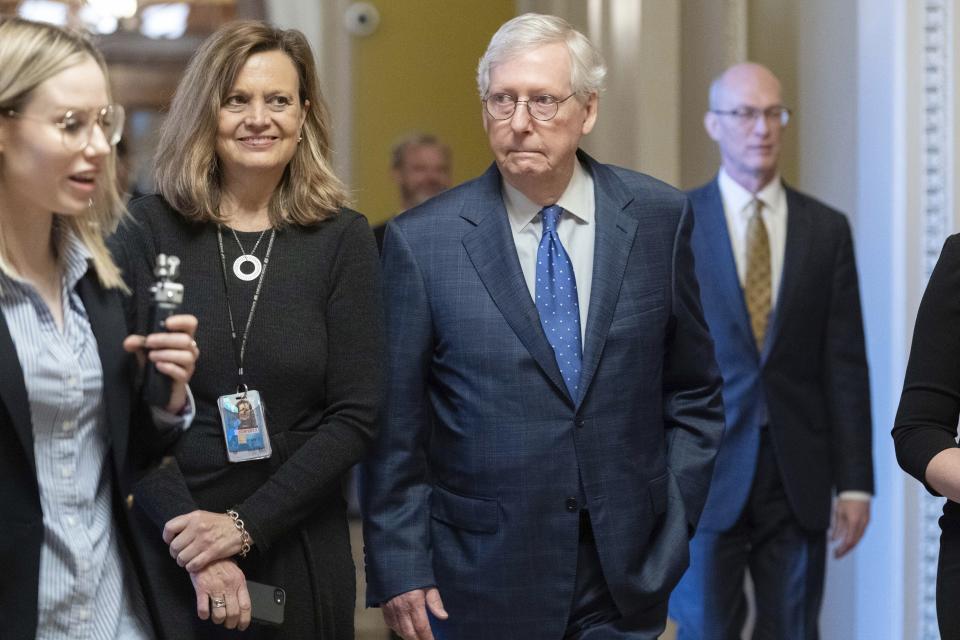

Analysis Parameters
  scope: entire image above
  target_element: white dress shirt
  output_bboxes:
[717,169,870,504]
[718,168,788,305]
[503,159,596,342]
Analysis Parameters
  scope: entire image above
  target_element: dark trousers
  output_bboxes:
[670,431,826,640]
[938,515,960,639]
[563,511,667,639]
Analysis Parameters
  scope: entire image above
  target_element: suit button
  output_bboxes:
[575,418,585,428]
[565,497,579,512]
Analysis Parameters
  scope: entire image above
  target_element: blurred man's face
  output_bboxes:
[704,65,785,191]
[393,144,451,209]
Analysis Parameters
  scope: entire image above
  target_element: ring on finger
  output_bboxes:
[211,595,227,609]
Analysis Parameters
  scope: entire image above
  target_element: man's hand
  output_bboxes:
[382,587,449,640]
[164,510,251,572]
[830,498,870,558]
[189,558,251,630]
[122,313,199,413]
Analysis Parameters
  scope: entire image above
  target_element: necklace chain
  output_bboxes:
[230,227,267,256]
[216,225,277,384]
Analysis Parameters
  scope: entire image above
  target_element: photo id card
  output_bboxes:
[217,389,272,463]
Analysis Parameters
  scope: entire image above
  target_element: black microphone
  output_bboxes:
[143,254,184,407]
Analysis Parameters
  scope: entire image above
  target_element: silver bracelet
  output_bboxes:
[226,509,252,558]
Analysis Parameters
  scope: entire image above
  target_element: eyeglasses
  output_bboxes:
[483,93,578,121]
[710,106,791,129]
[2,104,125,151]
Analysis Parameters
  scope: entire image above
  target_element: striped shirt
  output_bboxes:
[0,231,155,639]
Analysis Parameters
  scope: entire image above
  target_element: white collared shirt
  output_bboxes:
[503,160,596,341]
[718,168,788,306]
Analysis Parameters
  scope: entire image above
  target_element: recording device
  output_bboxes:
[143,254,184,407]
[247,580,285,625]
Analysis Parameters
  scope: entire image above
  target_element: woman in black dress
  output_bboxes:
[113,21,383,638]
[894,234,960,639]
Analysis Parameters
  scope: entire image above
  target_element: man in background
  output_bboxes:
[669,62,873,640]
[374,133,452,249]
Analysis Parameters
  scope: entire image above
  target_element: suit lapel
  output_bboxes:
[0,309,36,472]
[77,271,130,471]
[763,185,811,361]
[578,157,638,404]
[696,179,757,354]
[461,165,571,402]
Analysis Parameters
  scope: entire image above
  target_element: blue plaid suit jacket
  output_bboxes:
[362,151,725,639]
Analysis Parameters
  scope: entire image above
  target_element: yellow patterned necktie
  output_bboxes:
[744,198,771,350]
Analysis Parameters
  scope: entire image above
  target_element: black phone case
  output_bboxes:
[248,580,285,625]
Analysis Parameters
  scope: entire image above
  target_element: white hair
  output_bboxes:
[477,13,606,98]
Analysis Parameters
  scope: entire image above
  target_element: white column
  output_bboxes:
[517,0,681,184]
[266,0,354,185]
[854,0,960,637]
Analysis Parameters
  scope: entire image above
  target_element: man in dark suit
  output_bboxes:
[668,62,873,639]
[362,13,724,640]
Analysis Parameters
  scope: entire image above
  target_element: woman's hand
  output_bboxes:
[123,313,199,414]
[164,510,252,572]
[189,558,252,630]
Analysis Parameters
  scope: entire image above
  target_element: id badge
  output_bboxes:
[217,389,272,462]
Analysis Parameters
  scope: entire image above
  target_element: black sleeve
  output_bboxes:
[824,216,874,493]
[109,200,201,524]
[663,198,726,530]
[108,202,160,338]
[236,215,385,551]
[893,234,960,495]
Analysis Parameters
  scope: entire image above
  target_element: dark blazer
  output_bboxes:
[689,177,873,532]
[362,151,725,639]
[0,269,178,639]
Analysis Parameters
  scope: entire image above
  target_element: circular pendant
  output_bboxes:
[232,254,262,281]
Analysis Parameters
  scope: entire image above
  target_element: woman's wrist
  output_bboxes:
[226,509,253,557]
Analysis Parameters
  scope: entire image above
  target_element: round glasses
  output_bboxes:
[3,104,125,151]
[710,105,791,129]
[483,93,578,121]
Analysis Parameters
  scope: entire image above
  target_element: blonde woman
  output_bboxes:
[113,21,383,638]
[0,16,198,640]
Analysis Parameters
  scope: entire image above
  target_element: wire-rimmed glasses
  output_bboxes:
[483,93,578,121]
[2,104,125,151]
[710,105,791,129]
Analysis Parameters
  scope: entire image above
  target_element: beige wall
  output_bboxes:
[519,0,681,185]
[679,0,802,190]
[351,1,516,225]
[680,0,729,189]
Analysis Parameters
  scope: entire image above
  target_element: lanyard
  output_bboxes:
[216,225,276,392]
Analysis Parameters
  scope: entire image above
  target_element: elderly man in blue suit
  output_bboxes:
[668,63,874,639]
[362,13,725,640]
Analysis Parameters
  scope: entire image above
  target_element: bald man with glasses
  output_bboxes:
[668,62,874,640]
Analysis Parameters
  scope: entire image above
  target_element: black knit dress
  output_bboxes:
[893,234,960,639]
[112,195,384,639]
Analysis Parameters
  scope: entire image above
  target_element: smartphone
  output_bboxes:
[247,580,285,625]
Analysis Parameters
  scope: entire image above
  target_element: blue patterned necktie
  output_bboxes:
[535,205,583,399]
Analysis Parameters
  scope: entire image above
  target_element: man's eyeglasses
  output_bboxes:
[2,104,125,152]
[483,93,578,122]
[710,105,791,129]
